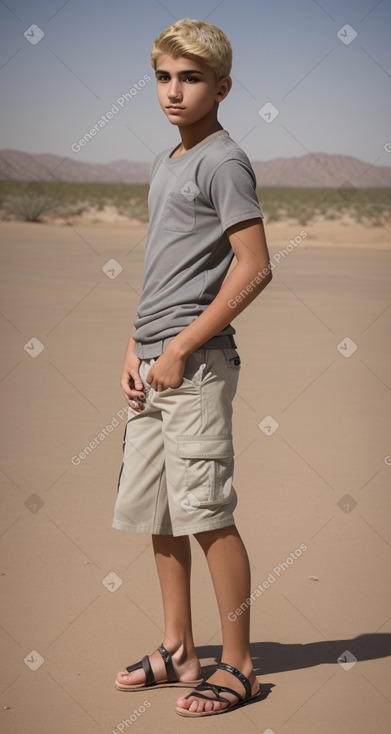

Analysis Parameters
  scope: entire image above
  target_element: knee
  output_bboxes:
[193,524,236,549]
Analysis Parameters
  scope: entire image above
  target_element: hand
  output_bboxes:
[146,347,187,392]
[120,348,146,412]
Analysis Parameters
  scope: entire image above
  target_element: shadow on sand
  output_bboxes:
[195,633,391,701]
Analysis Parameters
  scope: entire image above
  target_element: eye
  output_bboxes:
[156,74,170,82]
[185,75,198,83]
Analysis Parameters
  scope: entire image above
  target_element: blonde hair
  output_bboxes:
[151,18,232,80]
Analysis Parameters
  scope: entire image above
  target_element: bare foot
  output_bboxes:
[176,665,260,714]
[116,645,201,689]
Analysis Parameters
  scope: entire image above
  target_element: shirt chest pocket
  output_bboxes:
[163,193,196,233]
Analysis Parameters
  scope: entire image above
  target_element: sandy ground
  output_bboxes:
[1,218,391,734]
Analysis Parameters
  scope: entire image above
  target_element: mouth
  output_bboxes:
[166,106,185,111]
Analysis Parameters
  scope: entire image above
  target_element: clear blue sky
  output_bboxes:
[0,0,390,167]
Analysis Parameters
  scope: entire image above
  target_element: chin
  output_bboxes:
[165,115,190,127]
[166,117,181,126]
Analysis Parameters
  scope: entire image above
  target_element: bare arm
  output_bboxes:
[146,217,272,392]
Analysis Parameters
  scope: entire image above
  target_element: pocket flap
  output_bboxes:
[178,435,234,459]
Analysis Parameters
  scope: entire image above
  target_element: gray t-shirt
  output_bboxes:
[132,130,264,358]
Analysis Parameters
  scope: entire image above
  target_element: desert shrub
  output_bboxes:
[1,193,56,222]
[0,192,88,222]
[0,182,389,225]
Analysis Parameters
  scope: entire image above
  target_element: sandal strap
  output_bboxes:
[158,643,177,683]
[216,662,252,699]
[125,655,155,686]
[125,644,178,686]
[141,655,155,685]
[183,680,243,705]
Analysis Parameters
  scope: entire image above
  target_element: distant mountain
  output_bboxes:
[0,149,390,187]
[252,153,391,188]
[0,150,150,184]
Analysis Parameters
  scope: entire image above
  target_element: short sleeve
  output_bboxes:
[209,157,264,231]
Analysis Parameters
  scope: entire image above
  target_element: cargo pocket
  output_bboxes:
[178,435,234,507]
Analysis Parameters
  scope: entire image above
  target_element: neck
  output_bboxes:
[176,110,224,153]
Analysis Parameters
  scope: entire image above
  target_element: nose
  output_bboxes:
[167,79,182,100]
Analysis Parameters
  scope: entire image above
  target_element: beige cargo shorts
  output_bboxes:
[112,347,241,537]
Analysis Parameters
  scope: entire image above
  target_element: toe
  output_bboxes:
[116,671,128,682]
[116,670,140,686]
[176,696,190,710]
[212,700,223,712]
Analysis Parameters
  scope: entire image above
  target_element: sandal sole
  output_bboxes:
[115,678,203,692]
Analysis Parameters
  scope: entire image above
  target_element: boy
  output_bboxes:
[113,18,272,717]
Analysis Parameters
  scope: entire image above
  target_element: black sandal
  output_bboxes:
[115,643,203,691]
[175,662,261,716]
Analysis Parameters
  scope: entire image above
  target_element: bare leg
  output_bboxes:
[176,525,260,713]
[116,534,201,687]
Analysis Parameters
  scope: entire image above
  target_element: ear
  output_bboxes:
[216,75,232,102]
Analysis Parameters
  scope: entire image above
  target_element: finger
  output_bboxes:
[128,398,144,411]
[130,392,145,401]
[126,383,145,399]
[130,389,146,401]
[130,390,146,401]
[121,378,143,397]
[130,370,144,391]
[120,381,132,398]
[129,395,145,404]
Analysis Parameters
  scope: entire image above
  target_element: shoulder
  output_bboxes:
[200,137,263,227]
[201,135,253,166]
[201,136,257,187]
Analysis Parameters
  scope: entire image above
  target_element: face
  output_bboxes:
[154,53,231,127]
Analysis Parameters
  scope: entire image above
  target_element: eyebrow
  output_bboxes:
[155,69,204,75]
